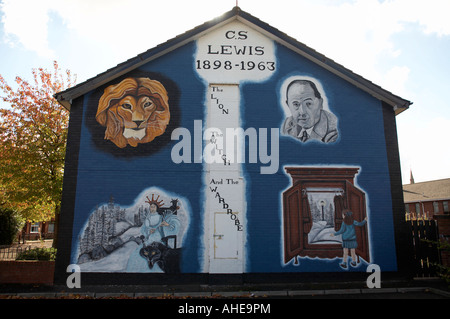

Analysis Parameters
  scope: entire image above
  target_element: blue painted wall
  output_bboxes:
[67,37,398,275]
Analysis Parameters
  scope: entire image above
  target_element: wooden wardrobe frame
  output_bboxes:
[283,167,370,265]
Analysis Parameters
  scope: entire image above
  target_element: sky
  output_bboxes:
[1,0,449,184]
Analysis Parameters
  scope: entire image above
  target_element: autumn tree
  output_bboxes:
[0,61,76,229]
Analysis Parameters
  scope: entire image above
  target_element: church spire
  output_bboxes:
[410,169,415,184]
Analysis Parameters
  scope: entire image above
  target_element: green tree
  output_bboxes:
[0,61,76,241]
[0,206,25,245]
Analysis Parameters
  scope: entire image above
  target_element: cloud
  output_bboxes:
[1,0,55,58]
[3,0,449,67]
[2,0,448,103]
[240,0,406,89]
[389,0,450,37]
[0,0,227,61]
[383,66,410,97]
[49,0,232,63]
[398,116,450,183]
[250,0,450,98]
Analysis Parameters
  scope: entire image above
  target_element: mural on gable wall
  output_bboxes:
[74,187,190,273]
[65,19,400,278]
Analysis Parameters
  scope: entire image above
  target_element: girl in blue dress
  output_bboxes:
[331,209,367,269]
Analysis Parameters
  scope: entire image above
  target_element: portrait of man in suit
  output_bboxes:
[281,78,338,143]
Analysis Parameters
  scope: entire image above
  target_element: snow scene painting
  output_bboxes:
[74,187,190,273]
[306,188,343,245]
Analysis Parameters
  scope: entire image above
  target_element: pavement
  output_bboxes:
[4,240,446,299]
[1,286,449,299]
[1,279,449,318]
[1,278,449,299]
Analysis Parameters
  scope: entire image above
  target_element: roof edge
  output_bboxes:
[404,197,450,204]
[54,7,241,110]
[55,6,412,115]
[234,10,411,115]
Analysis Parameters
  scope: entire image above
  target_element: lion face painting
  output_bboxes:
[96,77,170,148]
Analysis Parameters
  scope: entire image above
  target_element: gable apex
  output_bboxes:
[55,6,411,115]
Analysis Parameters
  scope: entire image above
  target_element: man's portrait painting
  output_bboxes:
[280,76,339,143]
[96,77,170,148]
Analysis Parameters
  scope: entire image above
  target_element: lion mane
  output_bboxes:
[96,77,170,148]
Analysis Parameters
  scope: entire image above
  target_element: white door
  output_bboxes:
[204,84,245,274]
[214,212,239,259]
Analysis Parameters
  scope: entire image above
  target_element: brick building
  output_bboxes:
[403,176,450,268]
[20,220,55,241]
[403,177,450,220]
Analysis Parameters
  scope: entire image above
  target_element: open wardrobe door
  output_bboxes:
[345,180,370,263]
[283,186,302,264]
